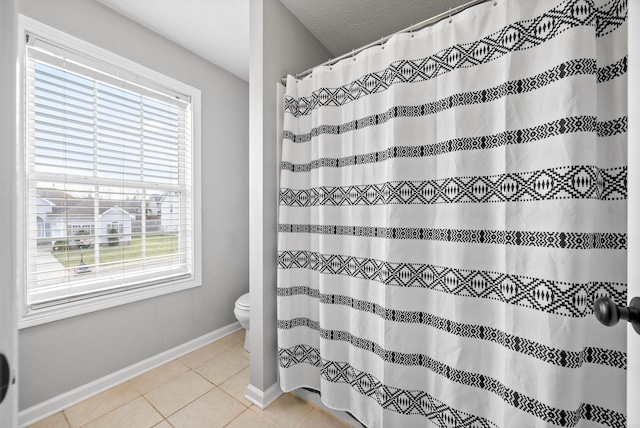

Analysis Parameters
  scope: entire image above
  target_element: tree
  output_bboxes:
[107,227,119,247]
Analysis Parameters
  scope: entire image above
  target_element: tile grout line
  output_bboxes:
[220,399,251,428]
[62,410,72,428]
[156,346,249,426]
[293,405,314,428]
[192,356,249,388]
[293,398,354,427]
[130,378,149,396]
[70,382,142,428]
[28,330,248,428]
[40,332,251,428]
[217,385,252,409]
[179,347,247,371]
[140,392,171,425]
[133,335,248,424]
[157,416,175,428]
[143,370,216,421]
[217,369,253,408]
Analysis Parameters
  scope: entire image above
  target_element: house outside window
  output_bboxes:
[36,217,45,239]
[18,16,202,327]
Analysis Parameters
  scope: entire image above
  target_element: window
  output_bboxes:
[18,17,201,327]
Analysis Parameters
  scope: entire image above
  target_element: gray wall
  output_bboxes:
[18,0,249,410]
[249,0,331,393]
[0,0,18,424]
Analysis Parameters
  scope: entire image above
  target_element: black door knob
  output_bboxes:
[0,353,9,405]
[594,296,640,335]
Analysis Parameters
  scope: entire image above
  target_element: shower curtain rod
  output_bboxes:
[281,0,491,85]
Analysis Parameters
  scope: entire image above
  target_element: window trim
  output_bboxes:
[17,15,202,329]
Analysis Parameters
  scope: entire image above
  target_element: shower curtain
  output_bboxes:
[277,0,628,426]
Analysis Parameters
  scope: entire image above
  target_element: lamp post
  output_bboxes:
[77,247,90,274]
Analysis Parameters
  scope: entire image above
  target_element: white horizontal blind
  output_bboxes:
[25,35,194,308]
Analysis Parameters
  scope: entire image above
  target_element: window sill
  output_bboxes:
[18,276,201,329]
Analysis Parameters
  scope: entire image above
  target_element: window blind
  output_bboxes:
[25,34,194,308]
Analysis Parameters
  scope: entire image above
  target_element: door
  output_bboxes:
[629,2,639,427]
[0,0,18,426]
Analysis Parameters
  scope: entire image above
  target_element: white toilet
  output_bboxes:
[233,292,250,351]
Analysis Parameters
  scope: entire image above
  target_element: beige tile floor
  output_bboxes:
[29,330,353,428]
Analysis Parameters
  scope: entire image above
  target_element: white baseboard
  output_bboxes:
[245,382,283,410]
[19,322,242,427]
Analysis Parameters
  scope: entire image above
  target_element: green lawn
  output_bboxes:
[53,234,179,269]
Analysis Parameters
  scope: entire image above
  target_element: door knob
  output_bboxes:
[594,296,640,335]
[0,353,9,405]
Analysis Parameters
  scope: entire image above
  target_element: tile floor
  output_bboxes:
[29,330,353,428]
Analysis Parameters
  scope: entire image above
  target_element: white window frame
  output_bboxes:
[16,16,202,328]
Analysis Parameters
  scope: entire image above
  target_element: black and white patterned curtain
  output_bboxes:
[277,0,627,426]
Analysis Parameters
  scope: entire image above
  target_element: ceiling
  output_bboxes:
[96,0,471,82]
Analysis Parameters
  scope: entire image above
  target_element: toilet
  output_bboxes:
[233,292,250,351]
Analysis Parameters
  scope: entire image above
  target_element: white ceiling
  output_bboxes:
[96,0,471,82]
[96,0,250,80]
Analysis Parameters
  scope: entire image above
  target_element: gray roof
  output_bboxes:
[37,189,135,216]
